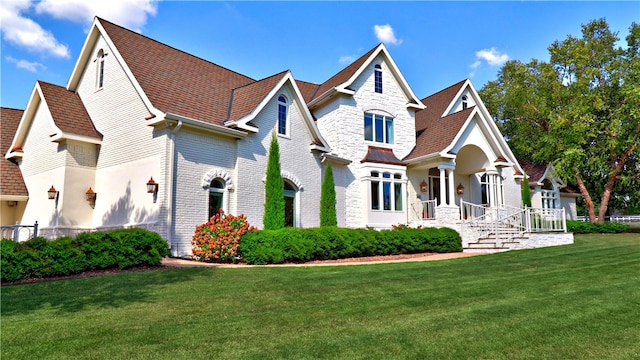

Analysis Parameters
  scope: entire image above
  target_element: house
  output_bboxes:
[1,17,573,255]
[519,161,580,220]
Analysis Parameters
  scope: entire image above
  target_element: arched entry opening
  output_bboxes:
[283,180,298,227]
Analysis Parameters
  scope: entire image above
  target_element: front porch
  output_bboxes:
[409,200,573,252]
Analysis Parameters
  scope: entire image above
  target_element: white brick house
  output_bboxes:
[2,17,573,255]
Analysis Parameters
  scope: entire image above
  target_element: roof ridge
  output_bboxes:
[96,17,256,82]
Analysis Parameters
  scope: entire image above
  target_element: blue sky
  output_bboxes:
[1,1,638,110]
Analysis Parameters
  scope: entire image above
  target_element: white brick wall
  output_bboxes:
[314,55,416,228]
[171,129,238,255]
[75,34,167,238]
[236,83,323,230]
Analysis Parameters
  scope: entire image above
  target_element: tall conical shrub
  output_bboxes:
[522,175,532,208]
[263,132,285,230]
[320,163,337,226]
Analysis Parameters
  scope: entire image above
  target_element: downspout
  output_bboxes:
[167,119,182,256]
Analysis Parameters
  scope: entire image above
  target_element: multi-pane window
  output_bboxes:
[370,171,403,211]
[364,113,394,144]
[277,95,288,135]
[541,180,558,209]
[374,64,383,93]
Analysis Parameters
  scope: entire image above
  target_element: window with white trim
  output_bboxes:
[208,178,225,219]
[277,95,288,135]
[370,171,403,211]
[462,95,468,110]
[374,64,383,93]
[541,180,558,209]
[364,113,394,144]
[96,49,105,89]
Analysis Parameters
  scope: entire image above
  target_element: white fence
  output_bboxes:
[0,222,39,242]
[411,200,437,220]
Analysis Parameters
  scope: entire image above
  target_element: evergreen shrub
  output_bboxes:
[239,226,462,265]
[566,220,629,234]
[1,228,170,282]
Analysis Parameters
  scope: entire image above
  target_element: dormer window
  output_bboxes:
[462,95,468,110]
[96,49,105,89]
[277,95,288,135]
[374,64,383,93]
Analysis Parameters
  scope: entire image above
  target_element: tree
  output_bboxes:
[521,176,532,208]
[320,163,337,226]
[480,19,640,222]
[263,132,285,230]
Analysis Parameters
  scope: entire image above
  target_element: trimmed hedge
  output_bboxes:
[566,220,630,234]
[1,228,170,282]
[239,226,462,265]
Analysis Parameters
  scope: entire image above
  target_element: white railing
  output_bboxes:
[461,201,567,245]
[412,200,437,220]
[0,221,39,242]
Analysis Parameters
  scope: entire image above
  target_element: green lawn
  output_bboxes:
[2,233,639,359]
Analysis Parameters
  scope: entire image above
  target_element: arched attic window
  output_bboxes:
[96,49,105,89]
[462,95,468,110]
[277,95,288,136]
[374,64,383,93]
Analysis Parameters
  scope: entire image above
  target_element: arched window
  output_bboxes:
[277,95,288,135]
[462,95,468,110]
[363,112,394,144]
[283,180,297,227]
[374,64,383,93]
[208,178,225,219]
[96,49,105,89]
[541,179,558,209]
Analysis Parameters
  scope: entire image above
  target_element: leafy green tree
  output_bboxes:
[480,19,640,222]
[320,163,337,226]
[263,132,285,230]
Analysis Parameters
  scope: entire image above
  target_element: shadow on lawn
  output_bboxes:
[1,267,212,316]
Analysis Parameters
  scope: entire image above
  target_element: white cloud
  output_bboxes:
[374,24,402,45]
[475,47,509,66]
[338,55,356,64]
[0,0,70,58]
[6,56,46,72]
[35,0,158,32]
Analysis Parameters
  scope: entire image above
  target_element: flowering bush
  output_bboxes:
[191,209,255,262]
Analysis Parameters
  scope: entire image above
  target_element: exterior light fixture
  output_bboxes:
[48,185,58,200]
[456,183,465,195]
[146,177,158,194]
[85,187,96,205]
[420,180,428,193]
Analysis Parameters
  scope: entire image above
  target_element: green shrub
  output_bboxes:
[566,220,630,234]
[239,226,462,265]
[1,228,170,282]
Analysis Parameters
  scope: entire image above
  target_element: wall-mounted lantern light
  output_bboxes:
[146,177,158,194]
[456,183,465,195]
[48,185,58,200]
[85,187,96,206]
[420,180,428,193]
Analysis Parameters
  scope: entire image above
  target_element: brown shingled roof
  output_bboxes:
[1,108,28,197]
[519,160,548,183]
[361,146,405,165]
[98,17,255,125]
[295,79,321,104]
[310,45,379,102]
[38,81,102,140]
[403,80,469,161]
[227,71,288,122]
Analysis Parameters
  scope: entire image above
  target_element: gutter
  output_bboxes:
[159,113,248,139]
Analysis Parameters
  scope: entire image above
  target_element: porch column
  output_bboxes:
[447,168,455,206]
[439,167,446,206]
[488,172,496,207]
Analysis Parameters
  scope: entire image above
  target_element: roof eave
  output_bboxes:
[165,113,248,139]
[50,132,103,145]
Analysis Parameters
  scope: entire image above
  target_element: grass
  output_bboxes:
[2,233,639,359]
